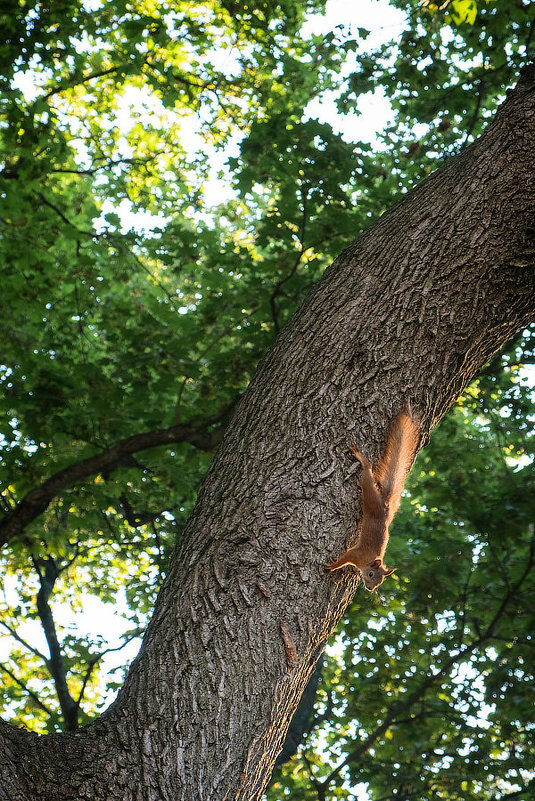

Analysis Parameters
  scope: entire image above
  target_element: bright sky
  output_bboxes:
[304,0,406,137]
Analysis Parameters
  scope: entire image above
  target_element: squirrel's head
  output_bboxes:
[361,558,396,591]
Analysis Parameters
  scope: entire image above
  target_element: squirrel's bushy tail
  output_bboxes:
[374,411,420,526]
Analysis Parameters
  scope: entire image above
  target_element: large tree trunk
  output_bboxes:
[2,65,535,801]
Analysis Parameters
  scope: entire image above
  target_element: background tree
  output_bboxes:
[1,1,535,799]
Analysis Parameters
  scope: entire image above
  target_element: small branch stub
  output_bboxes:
[280,622,298,670]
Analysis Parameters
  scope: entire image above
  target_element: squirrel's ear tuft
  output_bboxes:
[373,558,382,567]
[384,567,396,576]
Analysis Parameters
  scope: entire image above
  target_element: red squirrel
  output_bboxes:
[325,411,420,591]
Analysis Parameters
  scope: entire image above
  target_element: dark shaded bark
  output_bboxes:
[1,66,535,801]
[274,655,324,766]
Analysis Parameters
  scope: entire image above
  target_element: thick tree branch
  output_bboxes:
[32,557,78,732]
[0,404,235,548]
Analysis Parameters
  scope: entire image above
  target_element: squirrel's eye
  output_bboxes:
[368,572,374,578]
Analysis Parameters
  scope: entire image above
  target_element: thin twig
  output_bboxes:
[0,663,54,716]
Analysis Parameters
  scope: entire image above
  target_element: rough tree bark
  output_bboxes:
[1,66,535,801]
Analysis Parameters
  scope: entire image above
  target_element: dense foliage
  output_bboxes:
[1,0,534,798]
